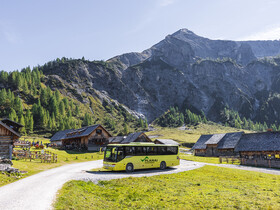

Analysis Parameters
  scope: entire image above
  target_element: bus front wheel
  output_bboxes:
[160,161,166,170]
[126,163,134,173]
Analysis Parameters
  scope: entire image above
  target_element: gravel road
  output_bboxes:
[0,160,205,210]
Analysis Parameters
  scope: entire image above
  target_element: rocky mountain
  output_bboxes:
[42,29,280,126]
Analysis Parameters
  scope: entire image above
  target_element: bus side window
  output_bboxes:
[125,146,135,156]
[142,147,147,155]
[135,146,145,156]
[147,146,157,155]
[167,146,178,155]
[158,146,167,155]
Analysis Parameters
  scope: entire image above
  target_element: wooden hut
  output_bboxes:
[0,119,22,159]
[192,132,243,157]
[204,133,226,156]
[192,134,212,156]
[50,124,112,151]
[235,132,280,168]
[217,132,243,156]
[108,132,152,144]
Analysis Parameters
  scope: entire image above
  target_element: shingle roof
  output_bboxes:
[121,132,145,143]
[217,132,244,149]
[0,121,21,138]
[235,132,280,152]
[50,124,111,142]
[1,118,24,127]
[108,136,125,143]
[205,133,226,145]
[192,135,213,150]
[50,128,74,141]
[155,139,179,145]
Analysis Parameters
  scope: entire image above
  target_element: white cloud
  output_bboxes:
[239,26,280,41]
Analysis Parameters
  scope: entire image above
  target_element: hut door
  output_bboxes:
[211,147,214,156]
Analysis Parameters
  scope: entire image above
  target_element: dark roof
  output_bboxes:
[155,139,179,145]
[217,132,244,149]
[205,133,226,145]
[235,132,280,152]
[0,121,21,138]
[50,124,111,142]
[108,136,125,144]
[50,128,74,141]
[1,118,24,127]
[192,135,213,150]
[121,132,143,143]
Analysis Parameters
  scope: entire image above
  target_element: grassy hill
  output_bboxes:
[147,122,252,147]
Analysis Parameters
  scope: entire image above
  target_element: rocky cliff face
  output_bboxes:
[42,29,280,125]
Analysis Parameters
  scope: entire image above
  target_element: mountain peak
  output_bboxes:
[171,28,198,37]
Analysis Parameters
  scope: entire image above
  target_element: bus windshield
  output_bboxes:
[104,146,125,162]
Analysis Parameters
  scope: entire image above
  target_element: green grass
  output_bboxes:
[0,137,104,187]
[147,123,252,147]
[180,154,221,164]
[54,165,280,209]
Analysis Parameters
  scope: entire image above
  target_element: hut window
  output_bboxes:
[96,129,102,134]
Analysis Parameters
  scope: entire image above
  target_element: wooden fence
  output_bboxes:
[13,150,57,163]
[219,156,240,164]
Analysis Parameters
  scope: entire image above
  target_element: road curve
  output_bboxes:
[0,160,204,210]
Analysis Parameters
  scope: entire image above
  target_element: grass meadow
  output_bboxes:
[54,165,280,209]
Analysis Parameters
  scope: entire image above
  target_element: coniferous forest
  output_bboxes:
[155,106,275,132]
[0,65,147,136]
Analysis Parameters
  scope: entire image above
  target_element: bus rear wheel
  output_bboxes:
[160,161,166,170]
[126,163,134,173]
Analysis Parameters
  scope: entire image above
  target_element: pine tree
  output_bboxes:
[19,115,26,134]
[59,101,65,116]
[123,123,129,135]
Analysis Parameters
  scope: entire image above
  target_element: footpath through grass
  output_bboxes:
[0,136,104,187]
[54,165,280,209]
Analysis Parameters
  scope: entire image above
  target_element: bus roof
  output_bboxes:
[107,143,178,147]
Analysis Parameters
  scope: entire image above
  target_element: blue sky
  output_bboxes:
[1,0,280,71]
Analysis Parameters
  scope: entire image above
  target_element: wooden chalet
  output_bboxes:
[235,132,280,168]
[50,124,112,151]
[0,119,22,159]
[108,132,152,144]
[192,134,212,156]
[154,139,179,145]
[192,132,243,157]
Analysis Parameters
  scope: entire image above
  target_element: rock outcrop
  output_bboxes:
[42,29,280,125]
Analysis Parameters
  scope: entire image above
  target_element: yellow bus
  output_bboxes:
[103,143,180,172]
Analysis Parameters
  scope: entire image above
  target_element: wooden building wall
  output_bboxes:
[135,134,152,142]
[0,125,19,159]
[62,125,111,151]
[194,149,207,156]
[218,149,238,157]
[240,151,280,168]
[205,145,219,157]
